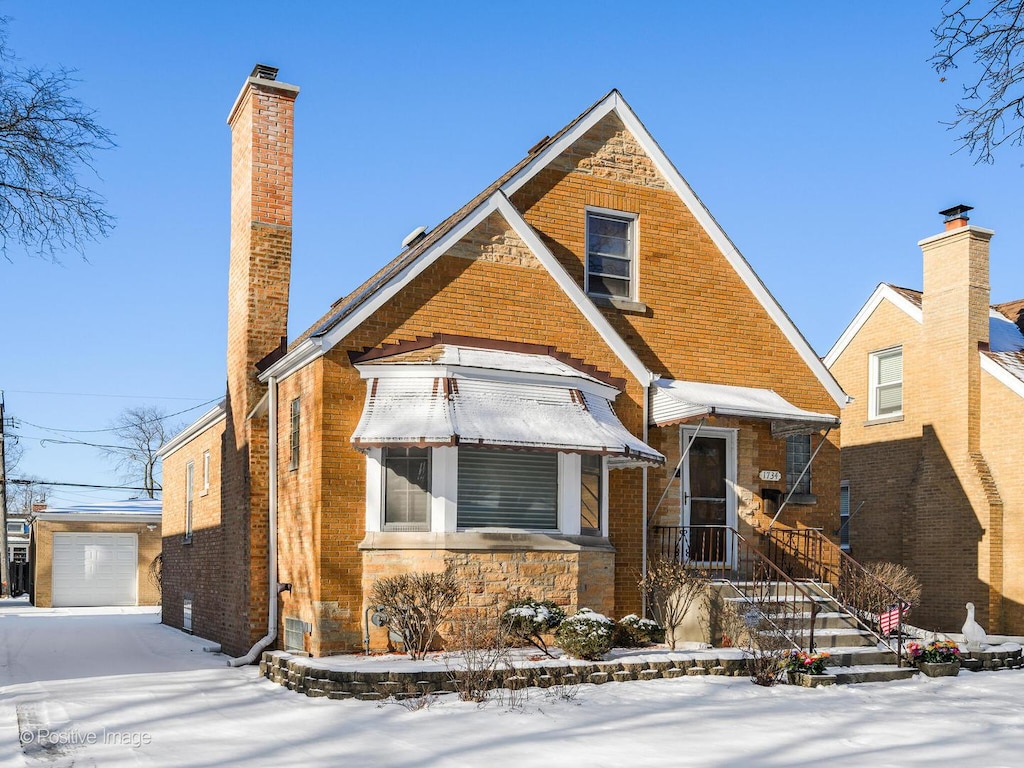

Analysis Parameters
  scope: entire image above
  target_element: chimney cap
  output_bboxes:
[939,204,973,222]
[250,64,279,81]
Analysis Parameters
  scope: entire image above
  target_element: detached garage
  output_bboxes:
[30,500,162,608]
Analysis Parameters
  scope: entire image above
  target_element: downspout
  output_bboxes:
[229,374,280,666]
[641,376,651,618]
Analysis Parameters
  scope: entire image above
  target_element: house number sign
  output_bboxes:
[758,470,782,482]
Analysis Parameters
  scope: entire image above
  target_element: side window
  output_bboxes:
[839,481,851,551]
[580,454,603,535]
[786,435,811,495]
[185,461,194,540]
[289,397,301,470]
[383,447,430,531]
[870,347,903,419]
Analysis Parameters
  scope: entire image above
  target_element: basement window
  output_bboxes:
[183,599,193,633]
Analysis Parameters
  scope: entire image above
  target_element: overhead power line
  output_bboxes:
[5,478,156,492]
[18,396,221,434]
[3,389,214,401]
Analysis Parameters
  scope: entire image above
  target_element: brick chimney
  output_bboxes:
[226,64,299,418]
[919,204,993,453]
[221,65,299,654]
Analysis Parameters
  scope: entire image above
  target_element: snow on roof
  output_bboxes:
[37,499,162,517]
[650,379,839,431]
[989,309,1024,354]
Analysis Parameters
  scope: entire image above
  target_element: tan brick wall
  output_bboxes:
[33,520,162,608]
[981,372,1024,633]
[161,419,228,638]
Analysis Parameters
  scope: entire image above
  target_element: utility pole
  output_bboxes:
[0,392,10,598]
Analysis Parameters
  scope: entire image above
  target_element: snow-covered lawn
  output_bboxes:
[2,600,1022,767]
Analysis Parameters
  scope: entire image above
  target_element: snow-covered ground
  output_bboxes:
[2,599,1022,767]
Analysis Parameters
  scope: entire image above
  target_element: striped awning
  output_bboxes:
[351,346,663,465]
[650,379,839,436]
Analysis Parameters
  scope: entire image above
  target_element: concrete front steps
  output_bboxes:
[728,579,919,686]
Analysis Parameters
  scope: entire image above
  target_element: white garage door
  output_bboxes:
[52,533,138,607]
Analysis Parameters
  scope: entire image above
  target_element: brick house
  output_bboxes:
[825,206,1024,635]
[159,65,847,660]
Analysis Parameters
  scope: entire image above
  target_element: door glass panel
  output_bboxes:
[686,435,728,562]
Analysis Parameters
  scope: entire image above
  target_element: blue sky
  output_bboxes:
[2,1,1021,504]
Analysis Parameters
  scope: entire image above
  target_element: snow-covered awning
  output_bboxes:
[351,345,663,466]
[650,379,839,436]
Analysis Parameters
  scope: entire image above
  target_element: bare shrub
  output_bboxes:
[638,557,709,650]
[369,566,462,660]
[719,598,789,687]
[444,610,511,703]
[503,596,565,657]
[861,562,923,614]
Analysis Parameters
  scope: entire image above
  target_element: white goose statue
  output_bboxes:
[962,602,988,651]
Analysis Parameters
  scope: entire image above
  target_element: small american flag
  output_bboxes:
[879,603,907,635]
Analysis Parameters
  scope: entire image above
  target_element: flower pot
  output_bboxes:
[918,661,960,678]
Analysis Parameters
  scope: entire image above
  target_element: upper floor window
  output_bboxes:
[6,521,25,535]
[586,210,636,300]
[869,347,903,419]
[202,450,211,495]
[289,397,301,470]
[383,447,430,531]
[786,435,812,496]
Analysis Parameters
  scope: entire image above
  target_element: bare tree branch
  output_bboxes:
[100,406,181,499]
[0,16,115,261]
[932,0,1024,163]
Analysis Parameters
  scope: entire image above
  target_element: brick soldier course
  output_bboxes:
[160,66,846,659]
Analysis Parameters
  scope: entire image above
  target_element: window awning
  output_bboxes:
[351,345,663,466]
[650,379,839,436]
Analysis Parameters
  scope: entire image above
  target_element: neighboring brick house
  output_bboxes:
[29,500,162,608]
[825,205,1024,635]
[159,65,847,659]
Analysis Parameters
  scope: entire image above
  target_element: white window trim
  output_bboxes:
[584,207,639,302]
[839,480,851,552]
[365,447,605,535]
[201,450,210,496]
[185,460,194,541]
[868,346,903,421]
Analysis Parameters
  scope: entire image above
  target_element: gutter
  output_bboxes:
[229,374,281,666]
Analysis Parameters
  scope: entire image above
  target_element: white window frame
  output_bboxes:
[289,397,301,470]
[585,207,638,301]
[201,450,210,496]
[868,346,903,420]
[6,521,24,535]
[185,460,194,541]
[364,448,604,535]
[380,446,432,532]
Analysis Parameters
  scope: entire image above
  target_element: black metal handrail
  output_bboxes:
[760,526,910,665]
[651,525,819,652]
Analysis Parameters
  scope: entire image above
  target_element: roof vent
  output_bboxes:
[939,204,972,230]
[401,226,428,249]
[250,64,279,81]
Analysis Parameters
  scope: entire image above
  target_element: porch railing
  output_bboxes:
[651,525,819,652]
[760,526,911,665]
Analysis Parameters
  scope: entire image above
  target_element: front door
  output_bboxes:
[681,427,736,565]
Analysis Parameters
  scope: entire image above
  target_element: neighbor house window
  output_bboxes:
[6,521,23,535]
[383,447,430,531]
[458,448,558,529]
[185,461,194,540]
[786,435,812,496]
[202,450,210,495]
[580,454,603,535]
[586,210,636,300]
[289,397,301,470]
[839,481,851,551]
[870,347,903,419]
